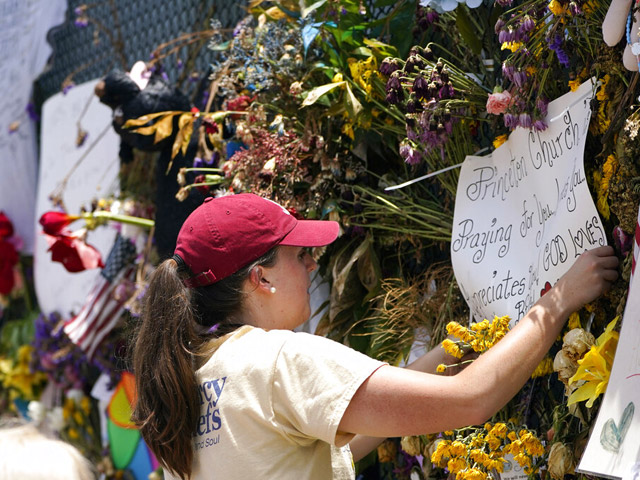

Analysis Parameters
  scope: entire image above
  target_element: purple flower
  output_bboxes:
[519,113,532,128]
[399,140,422,165]
[26,102,39,122]
[498,28,514,44]
[504,113,518,128]
[513,70,528,88]
[536,97,549,116]
[569,1,582,15]
[413,75,430,99]
[380,57,401,76]
[547,34,570,68]
[438,82,455,99]
[522,15,535,32]
[494,18,505,34]
[74,16,89,28]
[385,74,404,105]
[62,83,75,95]
[193,157,205,169]
[533,119,548,131]
[404,55,425,74]
[502,63,515,81]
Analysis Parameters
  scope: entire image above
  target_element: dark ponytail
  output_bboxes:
[132,249,278,479]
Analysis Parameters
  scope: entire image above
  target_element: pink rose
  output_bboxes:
[486,90,512,115]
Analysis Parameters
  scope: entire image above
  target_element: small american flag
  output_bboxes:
[64,234,137,358]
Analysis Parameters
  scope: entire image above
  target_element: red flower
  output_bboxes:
[0,239,19,294]
[540,281,552,297]
[0,211,14,239]
[226,95,253,112]
[44,233,104,273]
[203,117,219,135]
[39,211,79,235]
[193,174,210,195]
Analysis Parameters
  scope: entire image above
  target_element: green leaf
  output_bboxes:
[344,82,363,117]
[351,46,372,57]
[209,40,231,51]
[301,81,345,107]
[301,0,327,18]
[456,7,482,55]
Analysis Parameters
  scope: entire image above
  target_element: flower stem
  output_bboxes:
[84,211,155,229]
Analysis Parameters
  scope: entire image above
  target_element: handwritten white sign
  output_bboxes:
[577,257,640,479]
[451,80,605,323]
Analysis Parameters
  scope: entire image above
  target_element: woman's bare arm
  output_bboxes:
[341,246,618,439]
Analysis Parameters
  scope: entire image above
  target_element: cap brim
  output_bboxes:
[279,220,340,247]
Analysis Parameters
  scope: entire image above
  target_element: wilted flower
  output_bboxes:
[379,57,401,76]
[553,349,578,385]
[289,81,303,96]
[401,436,422,456]
[562,328,595,360]
[44,232,104,273]
[377,439,397,463]
[203,117,219,134]
[547,442,574,479]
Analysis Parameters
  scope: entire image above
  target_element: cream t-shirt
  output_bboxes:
[164,326,385,480]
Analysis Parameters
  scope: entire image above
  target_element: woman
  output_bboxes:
[132,193,618,480]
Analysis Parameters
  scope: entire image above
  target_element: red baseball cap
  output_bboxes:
[174,193,340,287]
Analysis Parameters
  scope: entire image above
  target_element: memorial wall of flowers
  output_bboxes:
[1,0,639,478]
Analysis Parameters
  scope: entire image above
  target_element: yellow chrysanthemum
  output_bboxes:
[548,0,566,15]
[450,440,468,457]
[442,339,464,359]
[342,124,354,140]
[493,134,508,149]
[501,42,523,52]
[490,423,508,439]
[486,433,502,450]
[431,440,451,465]
[448,457,468,473]
[437,364,447,373]
[568,312,581,329]
[73,411,85,426]
[513,453,532,468]
[463,467,488,480]
[531,356,554,378]
[568,79,581,92]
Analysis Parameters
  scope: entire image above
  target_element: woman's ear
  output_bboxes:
[248,266,272,293]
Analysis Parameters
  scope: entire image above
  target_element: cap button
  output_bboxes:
[204,197,213,203]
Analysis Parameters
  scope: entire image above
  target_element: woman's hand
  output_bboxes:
[549,246,619,318]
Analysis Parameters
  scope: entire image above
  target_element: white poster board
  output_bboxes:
[451,80,605,323]
[34,80,120,317]
[577,268,640,479]
[0,0,66,253]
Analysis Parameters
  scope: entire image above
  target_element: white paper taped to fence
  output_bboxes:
[576,255,640,479]
[451,80,605,323]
